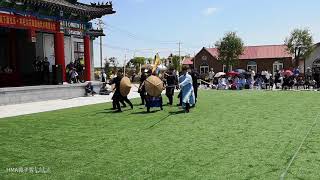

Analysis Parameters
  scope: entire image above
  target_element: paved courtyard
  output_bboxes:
[0,87,140,119]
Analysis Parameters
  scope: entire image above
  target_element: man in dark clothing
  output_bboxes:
[74,59,84,83]
[109,71,133,112]
[138,69,147,105]
[164,67,177,105]
[42,57,50,84]
[190,69,199,103]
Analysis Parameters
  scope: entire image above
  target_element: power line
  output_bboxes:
[103,22,178,45]
[93,41,187,54]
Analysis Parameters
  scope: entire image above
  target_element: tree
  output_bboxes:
[215,32,244,72]
[108,57,118,68]
[171,55,181,71]
[146,57,153,64]
[285,28,314,68]
[104,58,110,77]
[128,57,146,71]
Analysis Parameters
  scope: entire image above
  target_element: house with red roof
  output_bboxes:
[182,57,194,66]
[193,45,294,75]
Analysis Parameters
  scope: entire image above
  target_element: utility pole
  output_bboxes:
[178,41,182,69]
[124,52,127,76]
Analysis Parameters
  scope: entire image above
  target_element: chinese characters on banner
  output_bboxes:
[0,13,58,32]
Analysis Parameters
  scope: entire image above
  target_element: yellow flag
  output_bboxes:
[152,53,161,73]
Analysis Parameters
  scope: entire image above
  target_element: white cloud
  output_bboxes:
[202,7,218,16]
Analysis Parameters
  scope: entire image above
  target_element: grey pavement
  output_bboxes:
[0,86,141,119]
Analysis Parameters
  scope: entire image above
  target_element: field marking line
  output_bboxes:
[279,113,319,180]
[145,114,172,129]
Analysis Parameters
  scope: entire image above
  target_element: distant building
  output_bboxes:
[182,57,194,68]
[304,43,320,74]
[193,45,293,75]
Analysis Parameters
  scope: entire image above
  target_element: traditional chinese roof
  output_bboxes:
[14,0,115,20]
[204,45,293,60]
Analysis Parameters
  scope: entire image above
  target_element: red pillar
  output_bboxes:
[84,35,91,81]
[54,32,66,81]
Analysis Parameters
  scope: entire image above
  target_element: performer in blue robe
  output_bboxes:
[179,66,195,113]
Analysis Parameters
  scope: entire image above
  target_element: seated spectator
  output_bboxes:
[218,77,227,90]
[85,82,96,96]
[3,66,13,74]
[99,83,111,95]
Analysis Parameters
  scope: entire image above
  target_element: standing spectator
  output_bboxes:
[43,57,50,84]
[75,59,84,83]
[208,68,215,84]
[101,70,107,82]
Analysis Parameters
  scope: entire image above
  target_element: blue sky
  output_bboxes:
[80,0,320,67]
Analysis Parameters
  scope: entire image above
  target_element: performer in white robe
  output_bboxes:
[179,66,195,113]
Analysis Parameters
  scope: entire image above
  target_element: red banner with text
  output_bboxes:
[0,13,59,32]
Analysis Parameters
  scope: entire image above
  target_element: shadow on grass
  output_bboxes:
[95,109,133,115]
[168,110,185,115]
[131,110,161,115]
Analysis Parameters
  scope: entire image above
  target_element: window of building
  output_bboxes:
[200,65,209,74]
[247,61,257,72]
[74,41,84,61]
[222,65,232,73]
[273,61,283,75]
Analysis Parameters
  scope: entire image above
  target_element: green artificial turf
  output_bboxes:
[0,90,320,180]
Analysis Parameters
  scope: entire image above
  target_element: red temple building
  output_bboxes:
[0,0,115,87]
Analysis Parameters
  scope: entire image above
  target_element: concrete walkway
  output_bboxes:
[0,88,141,119]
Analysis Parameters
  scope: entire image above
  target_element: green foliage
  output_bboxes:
[104,57,118,75]
[215,32,244,72]
[127,57,145,71]
[285,28,314,67]
[103,58,111,78]
[1,91,320,179]
[146,57,153,64]
[108,57,118,68]
[171,55,181,71]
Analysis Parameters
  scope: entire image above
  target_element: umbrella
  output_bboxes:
[261,71,268,76]
[283,70,293,76]
[235,69,246,74]
[227,71,240,77]
[214,72,226,78]
[157,64,167,71]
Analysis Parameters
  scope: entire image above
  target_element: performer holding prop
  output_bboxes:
[109,70,133,112]
[144,74,164,113]
[141,53,165,112]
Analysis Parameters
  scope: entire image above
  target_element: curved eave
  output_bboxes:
[21,0,115,20]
